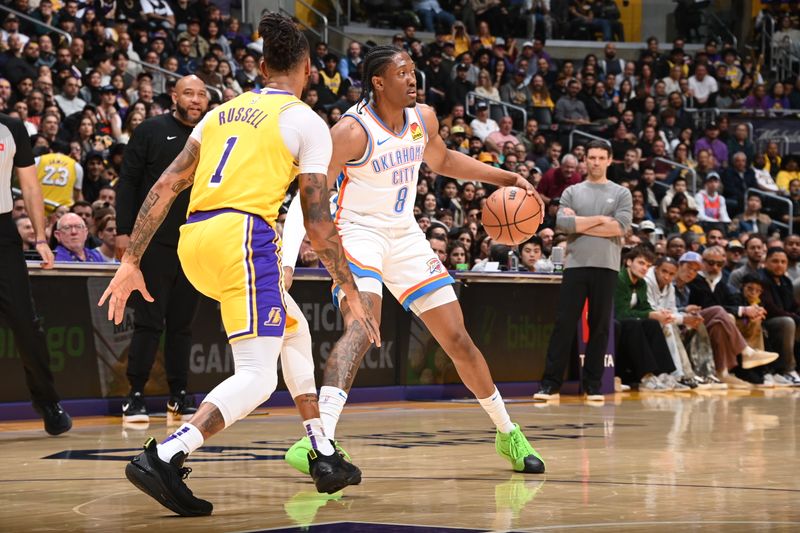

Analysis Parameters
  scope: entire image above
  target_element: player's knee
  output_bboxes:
[440,328,478,359]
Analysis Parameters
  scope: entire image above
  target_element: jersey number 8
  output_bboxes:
[394,186,408,213]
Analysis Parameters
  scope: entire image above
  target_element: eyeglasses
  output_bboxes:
[703,259,724,267]
[57,224,86,232]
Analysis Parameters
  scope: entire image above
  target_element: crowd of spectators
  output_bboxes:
[3,1,800,272]
[3,0,800,392]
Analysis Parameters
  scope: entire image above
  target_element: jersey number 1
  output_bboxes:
[209,136,238,187]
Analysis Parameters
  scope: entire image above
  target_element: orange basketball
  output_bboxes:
[482,186,542,245]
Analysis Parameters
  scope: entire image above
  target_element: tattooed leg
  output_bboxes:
[323,291,383,392]
[293,393,320,420]
[187,403,226,439]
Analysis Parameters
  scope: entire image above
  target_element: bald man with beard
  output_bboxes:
[115,76,210,425]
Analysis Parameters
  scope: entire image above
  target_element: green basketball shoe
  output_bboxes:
[285,436,353,475]
[495,423,545,473]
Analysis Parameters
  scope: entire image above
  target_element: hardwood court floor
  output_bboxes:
[1,392,800,532]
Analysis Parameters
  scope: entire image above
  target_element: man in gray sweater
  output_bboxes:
[534,140,632,403]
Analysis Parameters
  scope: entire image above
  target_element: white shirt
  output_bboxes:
[688,75,718,104]
[470,117,499,142]
[694,190,731,223]
[141,0,174,17]
[645,267,684,324]
[54,93,87,117]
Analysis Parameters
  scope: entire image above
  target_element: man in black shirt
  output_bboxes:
[0,113,71,435]
[116,75,209,424]
[758,247,800,385]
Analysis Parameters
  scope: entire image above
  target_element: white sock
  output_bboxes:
[304,418,335,456]
[478,387,515,434]
[157,423,204,463]
[318,386,348,440]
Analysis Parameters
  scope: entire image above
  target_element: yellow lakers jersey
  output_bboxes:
[188,89,302,224]
[36,152,80,211]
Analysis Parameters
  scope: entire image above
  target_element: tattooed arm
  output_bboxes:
[123,138,200,265]
[98,138,200,324]
[296,115,381,346]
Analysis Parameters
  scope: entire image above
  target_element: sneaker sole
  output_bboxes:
[585,394,605,403]
[742,353,779,369]
[125,459,212,517]
[123,414,150,424]
[314,467,362,494]
[533,393,559,401]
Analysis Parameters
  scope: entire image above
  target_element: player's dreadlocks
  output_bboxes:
[357,45,403,112]
[259,12,309,73]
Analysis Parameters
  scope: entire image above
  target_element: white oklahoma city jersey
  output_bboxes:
[333,103,428,228]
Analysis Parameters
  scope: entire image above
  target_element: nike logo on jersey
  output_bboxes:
[377,137,391,146]
[167,136,177,140]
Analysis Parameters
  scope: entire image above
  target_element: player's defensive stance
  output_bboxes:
[99,13,379,516]
[284,45,546,475]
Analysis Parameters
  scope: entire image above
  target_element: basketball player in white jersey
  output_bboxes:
[284,45,547,475]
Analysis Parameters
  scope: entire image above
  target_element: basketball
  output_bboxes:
[482,187,542,245]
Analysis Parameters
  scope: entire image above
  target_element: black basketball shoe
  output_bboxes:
[308,443,362,494]
[167,390,197,425]
[122,392,149,424]
[34,402,72,435]
[125,437,213,517]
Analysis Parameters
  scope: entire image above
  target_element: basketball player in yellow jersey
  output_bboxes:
[98,13,379,517]
[35,147,83,212]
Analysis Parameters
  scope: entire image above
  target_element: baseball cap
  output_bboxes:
[478,152,495,163]
[679,251,703,265]
[726,239,745,251]
[451,125,465,134]
[85,150,105,162]
[705,171,720,182]
[515,68,526,76]
[475,101,488,110]
[639,220,656,232]
[100,84,115,93]
[456,63,469,72]
[522,41,534,49]
[494,37,505,47]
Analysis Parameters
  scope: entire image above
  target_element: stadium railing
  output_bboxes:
[568,128,611,152]
[465,92,527,132]
[654,157,698,195]
[746,187,794,235]
[0,4,72,45]
[12,187,61,210]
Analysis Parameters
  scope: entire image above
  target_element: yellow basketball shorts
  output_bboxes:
[178,208,294,342]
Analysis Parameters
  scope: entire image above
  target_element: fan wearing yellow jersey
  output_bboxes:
[98,13,379,517]
[34,148,83,212]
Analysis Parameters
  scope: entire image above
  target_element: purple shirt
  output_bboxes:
[694,137,728,168]
[54,245,107,263]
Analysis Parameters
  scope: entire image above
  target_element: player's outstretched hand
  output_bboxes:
[348,291,381,348]
[98,262,153,324]
[514,176,545,224]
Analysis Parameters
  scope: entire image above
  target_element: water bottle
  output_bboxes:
[507,250,519,272]
[534,257,554,273]
[551,246,564,273]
